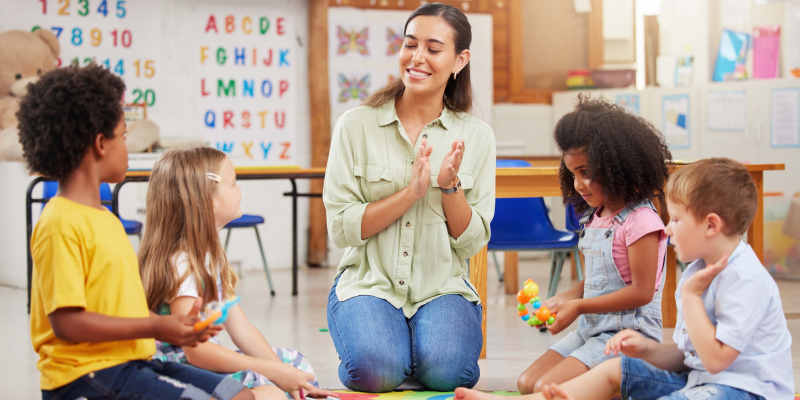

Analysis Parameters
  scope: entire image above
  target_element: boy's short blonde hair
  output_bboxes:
[666,158,757,236]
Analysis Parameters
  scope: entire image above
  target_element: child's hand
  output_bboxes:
[604,329,651,358]
[542,295,565,310]
[154,297,223,347]
[545,300,581,335]
[304,387,340,399]
[268,362,315,398]
[681,253,729,297]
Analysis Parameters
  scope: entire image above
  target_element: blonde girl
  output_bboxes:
[139,146,338,400]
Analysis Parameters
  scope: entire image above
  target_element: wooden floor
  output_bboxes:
[3,257,799,398]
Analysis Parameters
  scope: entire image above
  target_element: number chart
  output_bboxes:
[4,0,162,110]
[196,7,297,166]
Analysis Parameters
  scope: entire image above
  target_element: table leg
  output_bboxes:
[290,179,298,296]
[503,252,519,294]
[662,246,678,328]
[469,246,488,359]
[747,171,764,262]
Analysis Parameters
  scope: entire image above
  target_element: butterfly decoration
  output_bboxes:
[338,74,370,103]
[337,27,369,55]
[386,28,403,56]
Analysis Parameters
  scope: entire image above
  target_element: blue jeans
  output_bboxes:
[327,278,483,392]
[41,359,245,400]
[620,356,765,400]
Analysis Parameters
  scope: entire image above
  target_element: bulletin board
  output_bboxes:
[195,7,298,166]
[4,0,162,111]
[327,7,493,127]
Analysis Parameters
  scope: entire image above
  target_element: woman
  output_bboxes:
[323,3,496,393]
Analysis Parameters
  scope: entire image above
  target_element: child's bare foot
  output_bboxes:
[453,388,508,400]
[540,384,573,400]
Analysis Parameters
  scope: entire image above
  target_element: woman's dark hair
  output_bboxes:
[17,63,125,179]
[555,95,672,214]
[362,2,473,114]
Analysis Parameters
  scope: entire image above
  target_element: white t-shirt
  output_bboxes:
[173,252,221,299]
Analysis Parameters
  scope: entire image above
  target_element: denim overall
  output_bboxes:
[577,200,665,341]
[551,200,665,368]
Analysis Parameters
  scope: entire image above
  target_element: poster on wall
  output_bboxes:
[327,7,493,128]
[615,94,640,115]
[3,0,162,114]
[662,94,690,149]
[771,88,800,148]
[195,7,297,166]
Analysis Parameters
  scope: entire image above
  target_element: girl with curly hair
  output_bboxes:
[517,95,673,394]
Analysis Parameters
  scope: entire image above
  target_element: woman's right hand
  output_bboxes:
[407,137,433,200]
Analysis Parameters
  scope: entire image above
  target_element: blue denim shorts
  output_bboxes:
[550,330,617,368]
[41,359,246,400]
[620,356,765,400]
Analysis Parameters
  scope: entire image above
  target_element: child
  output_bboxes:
[139,146,339,400]
[22,64,253,400]
[517,96,673,393]
[456,158,795,400]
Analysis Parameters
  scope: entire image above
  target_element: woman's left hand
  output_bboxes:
[437,139,465,188]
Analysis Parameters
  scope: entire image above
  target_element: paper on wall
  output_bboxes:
[720,0,751,27]
[707,91,747,132]
[771,88,800,148]
[663,94,691,149]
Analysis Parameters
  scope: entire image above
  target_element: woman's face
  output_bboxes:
[399,15,469,98]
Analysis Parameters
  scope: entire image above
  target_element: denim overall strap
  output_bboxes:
[575,200,666,342]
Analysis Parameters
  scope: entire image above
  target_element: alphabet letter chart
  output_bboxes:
[196,6,297,166]
[4,0,162,112]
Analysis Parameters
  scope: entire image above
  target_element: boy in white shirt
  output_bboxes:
[454,158,794,400]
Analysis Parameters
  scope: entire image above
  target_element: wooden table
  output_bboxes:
[469,163,784,359]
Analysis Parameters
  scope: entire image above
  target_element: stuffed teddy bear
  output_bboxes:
[0,29,159,161]
[0,29,60,161]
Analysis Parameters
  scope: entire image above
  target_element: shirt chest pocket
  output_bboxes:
[427,172,475,225]
[353,162,397,203]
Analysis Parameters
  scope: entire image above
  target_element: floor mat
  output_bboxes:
[331,391,519,400]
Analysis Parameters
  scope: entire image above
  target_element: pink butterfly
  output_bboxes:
[338,74,370,103]
[387,28,403,55]
[337,27,369,55]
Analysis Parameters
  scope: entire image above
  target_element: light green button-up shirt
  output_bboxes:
[323,99,496,317]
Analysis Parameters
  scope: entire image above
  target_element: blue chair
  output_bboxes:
[489,160,583,299]
[223,215,275,296]
[43,181,143,237]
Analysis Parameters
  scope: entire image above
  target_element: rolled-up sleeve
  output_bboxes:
[323,116,369,249]
[450,134,496,259]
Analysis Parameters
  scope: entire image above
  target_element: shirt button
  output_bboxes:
[399,280,405,285]
[690,351,696,357]
[682,329,686,334]
[406,222,411,227]
[423,134,428,138]
[433,121,438,125]
[403,251,408,257]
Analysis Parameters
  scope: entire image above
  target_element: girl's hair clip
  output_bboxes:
[207,172,221,182]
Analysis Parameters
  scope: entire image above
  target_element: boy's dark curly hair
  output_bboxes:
[555,95,672,214]
[17,64,125,179]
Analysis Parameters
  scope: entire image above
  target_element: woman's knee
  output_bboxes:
[415,356,480,391]
[338,354,409,393]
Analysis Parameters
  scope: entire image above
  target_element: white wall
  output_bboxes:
[0,0,312,289]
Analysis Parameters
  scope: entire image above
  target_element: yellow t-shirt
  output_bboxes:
[30,197,155,390]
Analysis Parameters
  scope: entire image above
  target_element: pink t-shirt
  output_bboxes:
[585,206,666,290]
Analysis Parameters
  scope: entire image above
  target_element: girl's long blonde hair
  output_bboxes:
[139,145,239,311]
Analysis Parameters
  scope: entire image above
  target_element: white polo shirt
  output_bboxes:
[674,241,795,399]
